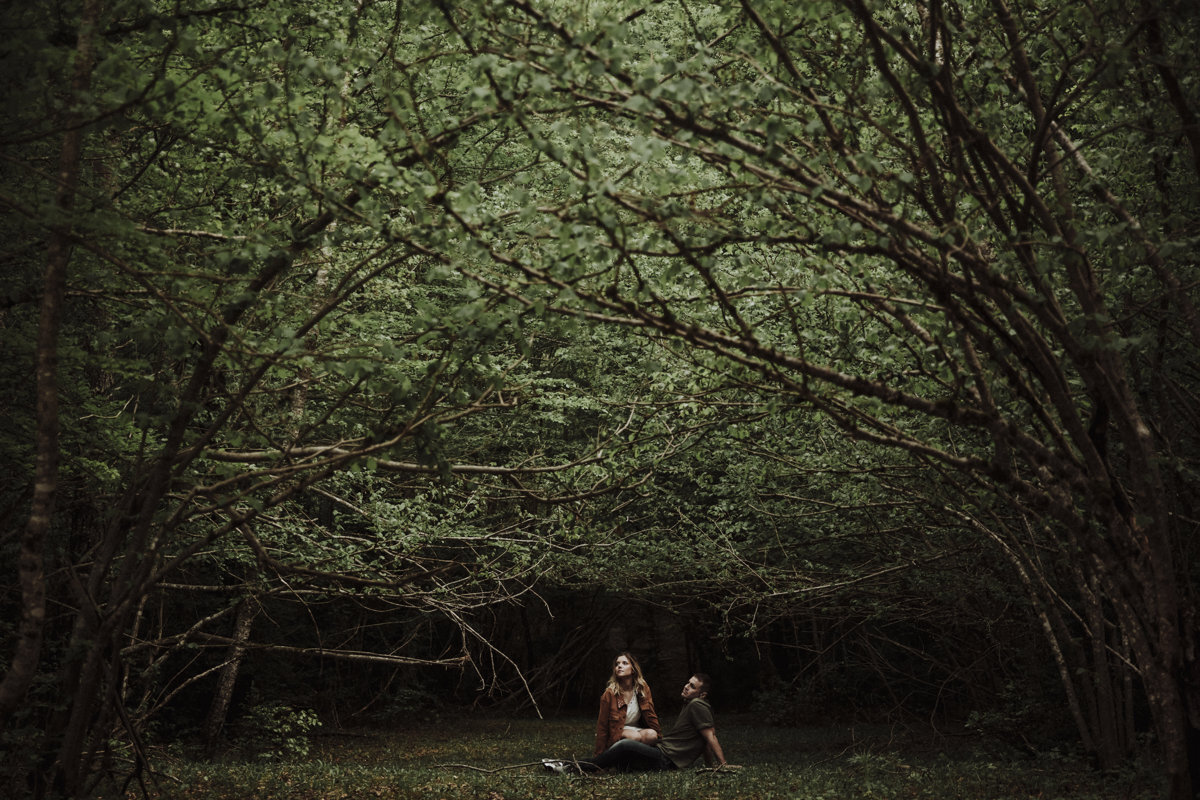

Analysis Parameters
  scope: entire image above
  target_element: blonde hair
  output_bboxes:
[605,651,650,695]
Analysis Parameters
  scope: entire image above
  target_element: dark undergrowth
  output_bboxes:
[101,714,1161,800]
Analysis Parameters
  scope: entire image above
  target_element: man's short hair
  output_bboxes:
[693,673,713,695]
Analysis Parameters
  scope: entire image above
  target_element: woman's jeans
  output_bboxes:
[581,739,677,772]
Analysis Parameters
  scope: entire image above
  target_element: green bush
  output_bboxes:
[230,702,321,761]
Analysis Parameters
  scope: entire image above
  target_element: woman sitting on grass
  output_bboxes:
[594,652,661,755]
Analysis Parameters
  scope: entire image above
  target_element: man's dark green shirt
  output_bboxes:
[658,698,714,768]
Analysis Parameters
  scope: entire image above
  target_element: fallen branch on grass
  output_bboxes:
[434,761,546,773]
[698,764,744,774]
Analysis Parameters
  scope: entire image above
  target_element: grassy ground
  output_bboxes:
[120,715,1161,800]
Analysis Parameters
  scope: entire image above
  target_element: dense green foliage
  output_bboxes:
[1,0,1198,797]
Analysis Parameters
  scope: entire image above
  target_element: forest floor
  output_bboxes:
[118,714,1161,800]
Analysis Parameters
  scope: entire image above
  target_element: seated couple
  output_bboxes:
[544,651,735,773]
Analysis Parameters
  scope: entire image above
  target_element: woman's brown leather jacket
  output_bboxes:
[593,684,661,755]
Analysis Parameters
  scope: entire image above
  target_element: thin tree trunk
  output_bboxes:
[1084,572,1125,769]
[202,596,258,755]
[0,0,102,728]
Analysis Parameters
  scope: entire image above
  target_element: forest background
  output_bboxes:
[1,0,1198,798]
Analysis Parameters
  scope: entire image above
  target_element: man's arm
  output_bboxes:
[699,727,727,766]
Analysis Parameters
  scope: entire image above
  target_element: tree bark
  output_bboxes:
[202,596,258,755]
[0,0,102,729]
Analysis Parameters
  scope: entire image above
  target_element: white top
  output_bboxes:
[624,693,640,726]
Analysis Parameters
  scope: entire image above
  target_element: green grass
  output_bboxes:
[115,715,1161,800]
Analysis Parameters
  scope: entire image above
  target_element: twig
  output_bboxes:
[697,764,744,775]
[434,761,545,773]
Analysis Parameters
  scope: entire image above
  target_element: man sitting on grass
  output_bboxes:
[544,673,737,773]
